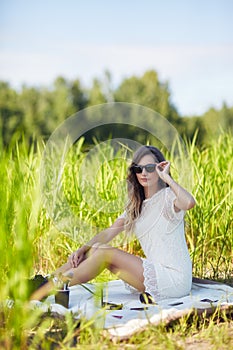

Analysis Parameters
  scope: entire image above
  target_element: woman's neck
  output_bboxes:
[144,183,166,199]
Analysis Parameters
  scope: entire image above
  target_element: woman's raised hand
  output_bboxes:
[156,161,170,181]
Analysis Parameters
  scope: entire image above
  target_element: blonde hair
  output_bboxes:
[125,146,168,233]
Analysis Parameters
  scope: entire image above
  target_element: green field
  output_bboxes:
[0,132,232,349]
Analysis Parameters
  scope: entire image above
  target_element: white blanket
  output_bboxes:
[31,280,233,340]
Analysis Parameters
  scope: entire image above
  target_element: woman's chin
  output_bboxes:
[140,179,149,186]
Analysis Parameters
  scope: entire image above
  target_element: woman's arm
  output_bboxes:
[82,217,125,251]
[69,217,125,267]
[156,161,196,212]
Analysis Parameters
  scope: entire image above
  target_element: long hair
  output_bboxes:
[125,146,168,233]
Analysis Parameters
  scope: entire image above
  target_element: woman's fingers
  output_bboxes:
[68,250,84,268]
[68,252,77,267]
[156,161,171,182]
[73,253,80,267]
[157,161,170,172]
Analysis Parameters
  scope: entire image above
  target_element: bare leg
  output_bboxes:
[30,246,145,300]
[66,245,145,292]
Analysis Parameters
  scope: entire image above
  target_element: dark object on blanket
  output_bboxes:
[102,301,123,310]
[55,289,70,308]
[139,292,156,305]
[28,274,48,300]
[169,301,184,306]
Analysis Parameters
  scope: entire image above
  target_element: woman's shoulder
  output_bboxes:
[160,185,177,199]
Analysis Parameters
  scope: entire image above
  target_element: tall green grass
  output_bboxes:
[0,132,232,348]
[186,132,233,278]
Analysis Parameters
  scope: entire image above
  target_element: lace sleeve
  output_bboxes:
[162,187,185,222]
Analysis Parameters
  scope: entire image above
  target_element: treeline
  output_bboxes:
[0,70,232,148]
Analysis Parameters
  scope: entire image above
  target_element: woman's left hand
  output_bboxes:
[156,161,170,181]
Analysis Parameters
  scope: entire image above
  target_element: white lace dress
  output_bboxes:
[121,187,192,300]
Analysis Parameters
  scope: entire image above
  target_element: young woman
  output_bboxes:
[31,145,196,302]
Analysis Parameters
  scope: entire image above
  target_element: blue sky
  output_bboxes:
[0,0,233,115]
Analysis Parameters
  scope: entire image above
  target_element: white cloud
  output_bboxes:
[0,43,232,114]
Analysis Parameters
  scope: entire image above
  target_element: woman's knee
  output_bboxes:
[91,243,111,250]
[88,243,115,261]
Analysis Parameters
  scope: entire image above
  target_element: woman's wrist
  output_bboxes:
[167,177,175,187]
[161,173,174,186]
[81,244,90,253]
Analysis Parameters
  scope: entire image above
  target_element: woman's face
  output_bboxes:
[134,154,159,189]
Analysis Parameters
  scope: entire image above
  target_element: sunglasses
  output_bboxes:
[132,163,157,174]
